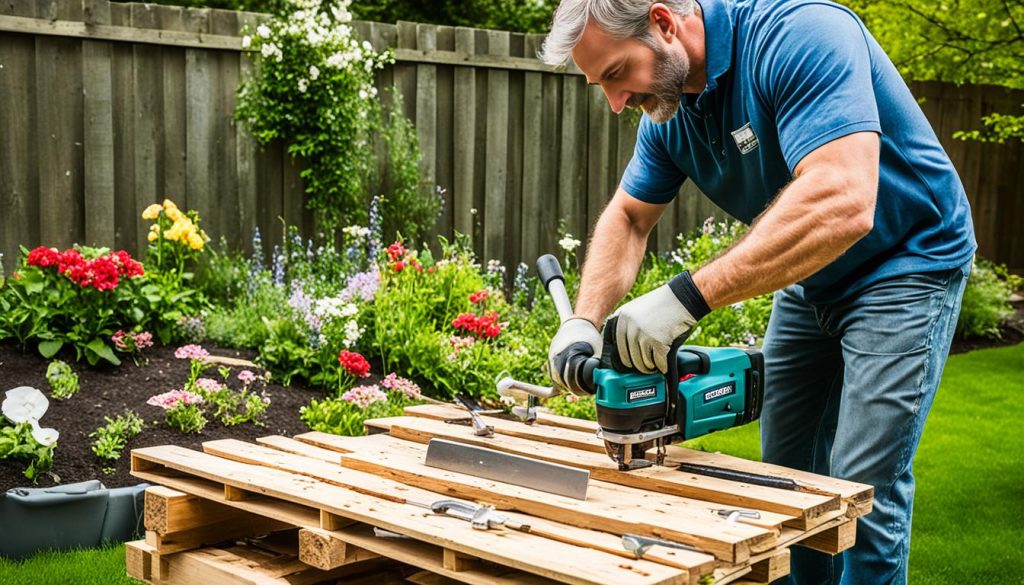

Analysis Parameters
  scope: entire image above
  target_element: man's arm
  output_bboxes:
[573,188,667,325]
[693,131,880,308]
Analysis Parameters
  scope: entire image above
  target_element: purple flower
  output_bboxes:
[341,269,379,302]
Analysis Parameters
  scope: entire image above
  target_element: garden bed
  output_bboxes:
[0,343,329,492]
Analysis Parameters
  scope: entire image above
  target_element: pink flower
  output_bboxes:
[381,373,421,399]
[238,370,257,383]
[147,389,204,410]
[195,378,224,393]
[175,344,209,360]
[134,331,153,349]
[341,384,387,408]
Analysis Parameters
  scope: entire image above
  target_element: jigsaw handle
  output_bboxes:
[536,254,574,323]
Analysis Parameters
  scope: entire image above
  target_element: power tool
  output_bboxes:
[505,255,765,471]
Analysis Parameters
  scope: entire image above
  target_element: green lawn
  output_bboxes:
[683,342,1024,584]
[2,344,1020,583]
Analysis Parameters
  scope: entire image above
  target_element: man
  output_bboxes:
[540,0,975,583]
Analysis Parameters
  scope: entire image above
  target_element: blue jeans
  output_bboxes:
[761,262,970,585]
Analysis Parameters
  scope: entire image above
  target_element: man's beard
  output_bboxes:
[627,45,689,123]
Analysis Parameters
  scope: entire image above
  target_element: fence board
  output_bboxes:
[0,2,1021,274]
[131,2,163,253]
[82,0,116,249]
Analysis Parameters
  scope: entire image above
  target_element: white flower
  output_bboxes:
[298,78,308,93]
[341,303,358,317]
[2,386,48,424]
[261,42,277,58]
[362,41,372,51]
[29,422,59,447]
[256,24,271,39]
[241,35,252,49]
[358,89,368,100]
[559,235,581,252]
[342,225,370,238]
[309,65,320,80]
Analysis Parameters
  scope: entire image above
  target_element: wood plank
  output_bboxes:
[415,23,439,244]
[504,32,526,273]
[794,519,856,554]
[0,0,40,264]
[159,6,188,209]
[521,36,544,266]
[81,0,116,249]
[35,0,83,250]
[131,3,164,254]
[211,8,241,249]
[558,75,588,246]
[539,69,562,256]
[145,485,264,534]
[131,444,689,585]
[483,29,510,264]
[432,25,456,240]
[452,27,477,240]
[109,0,136,251]
[288,432,779,563]
[0,13,241,51]
[586,84,612,237]
[401,404,871,518]
[745,548,790,583]
[209,438,718,569]
[144,508,290,555]
[297,527,380,570]
[359,416,841,528]
[235,11,260,254]
[183,7,212,222]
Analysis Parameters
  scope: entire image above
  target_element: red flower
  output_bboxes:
[387,241,406,262]
[452,311,503,340]
[338,350,371,378]
[57,249,85,274]
[469,290,489,304]
[393,260,405,272]
[26,246,59,268]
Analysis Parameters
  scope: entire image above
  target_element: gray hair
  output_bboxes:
[539,0,697,67]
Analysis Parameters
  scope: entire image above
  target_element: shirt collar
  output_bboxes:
[694,0,734,97]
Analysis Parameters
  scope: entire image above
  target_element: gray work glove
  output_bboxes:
[613,271,712,374]
[547,317,603,396]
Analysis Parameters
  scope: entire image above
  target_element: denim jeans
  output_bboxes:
[761,261,971,585]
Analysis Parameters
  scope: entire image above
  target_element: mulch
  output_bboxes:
[1,299,1021,492]
[0,343,329,492]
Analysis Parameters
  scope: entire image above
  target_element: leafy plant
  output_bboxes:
[197,371,272,427]
[147,389,207,434]
[1,386,59,482]
[958,258,1023,339]
[0,423,56,482]
[0,245,147,366]
[544,394,597,421]
[89,410,145,462]
[301,384,421,436]
[45,360,80,400]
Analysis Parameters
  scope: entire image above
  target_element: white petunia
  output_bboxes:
[2,386,48,424]
[29,422,59,447]
[241,35,252,49]
[256,24,271,39]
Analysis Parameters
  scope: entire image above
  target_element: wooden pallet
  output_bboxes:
[128,404,872,585]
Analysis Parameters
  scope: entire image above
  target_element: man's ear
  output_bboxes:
[649,3,677,42]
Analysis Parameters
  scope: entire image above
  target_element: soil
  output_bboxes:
[1,299,1021,492]
[0,343,329,492]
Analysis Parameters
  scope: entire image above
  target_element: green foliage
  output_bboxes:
[0,421,56,482]
[200,379,272,426]
[0,245,147,366]
[957,258,1023,339]
[206,281,290,349]
[89,410,145,462]
[235,0,394,230]
[544,394,597,421]
[45,360,79,400]
[846,0,1024,142]
[300,389,419,436]
[165,403,207,434]
[353,0,555,33]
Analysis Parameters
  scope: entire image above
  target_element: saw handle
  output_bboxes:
[536,254,574,323]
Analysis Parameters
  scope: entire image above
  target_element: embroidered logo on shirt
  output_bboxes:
[731,123,759,154]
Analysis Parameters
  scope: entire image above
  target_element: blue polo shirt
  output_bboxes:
[620,0,976,304]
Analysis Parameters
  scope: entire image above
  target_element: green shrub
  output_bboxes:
[545,394,597,421]
[90,410,145,462]
[45,360,79,400]
[0,422,56,482]
[301,387,420,436]
[958,258,1022,339]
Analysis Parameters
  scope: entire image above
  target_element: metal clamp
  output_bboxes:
[621,534,699,560]
[711,508,762,522]
[429,500,531,532]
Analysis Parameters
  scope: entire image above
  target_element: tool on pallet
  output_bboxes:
[621,534,699,560]
[500,254,766,472]
[710,508,762,522]
[424,438,591,500]
[680,462,830,496]
[407,497,531,532]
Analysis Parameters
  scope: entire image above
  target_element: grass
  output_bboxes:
[0,543,138,584]
[2,345,1020,583]
[683,343,1024,584]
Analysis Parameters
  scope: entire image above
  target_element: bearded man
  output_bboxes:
[539,1,976,583]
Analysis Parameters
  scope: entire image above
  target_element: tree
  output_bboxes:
[847,0,1024,142]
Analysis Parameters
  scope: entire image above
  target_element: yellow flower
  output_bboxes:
[148,230,158,242]
[187,232,205,250]
[166,218,193,243]
[142,203,162,220]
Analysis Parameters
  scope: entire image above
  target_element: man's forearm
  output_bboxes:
[693,169,875,308]
[574,205,651,325]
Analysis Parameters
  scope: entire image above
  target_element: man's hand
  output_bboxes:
[614,271,711,373]
[548,318,603,396]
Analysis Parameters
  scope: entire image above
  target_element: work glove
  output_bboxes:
[547,317,603,396]
[613,271,712,374]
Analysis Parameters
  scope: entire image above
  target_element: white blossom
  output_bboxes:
[29,422,59,447]
[241,35,252,49]
[309,65,320,80]
[256,24,271,39]
[559,235,581,252]
[298,78,308,93]
[2,386,48,424]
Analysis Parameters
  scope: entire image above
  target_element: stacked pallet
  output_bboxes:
[127,404,873,585]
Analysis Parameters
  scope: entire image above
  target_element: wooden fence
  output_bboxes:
[1,0,1021,275]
